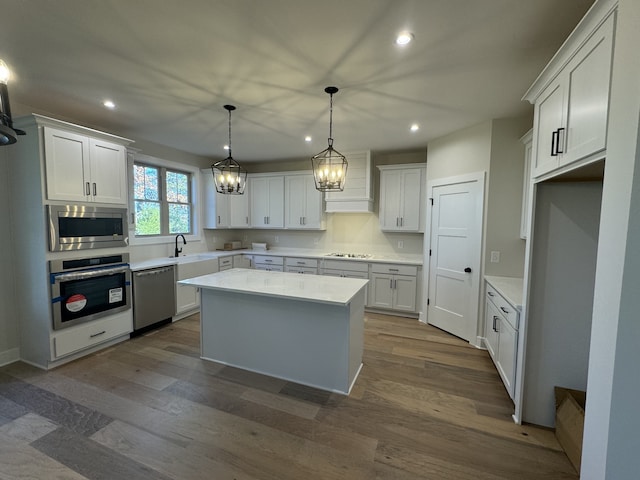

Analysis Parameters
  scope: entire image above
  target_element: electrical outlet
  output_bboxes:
[274,236,279,243]
[397,240,404,249]
[490,251,500,263]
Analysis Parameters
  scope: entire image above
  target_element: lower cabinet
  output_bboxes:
[484,282,519,400]
[285,257,318,274]
[368,263,417,312]
[253,255,284,272]
[175,259,219,315]
[321,259,369,305]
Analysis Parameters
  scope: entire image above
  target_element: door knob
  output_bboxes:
[464,267,472,273]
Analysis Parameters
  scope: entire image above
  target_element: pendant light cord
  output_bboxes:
[328,92,334,148]
[227,108,232,157]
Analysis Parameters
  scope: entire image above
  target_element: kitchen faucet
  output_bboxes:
[174,234,186,258]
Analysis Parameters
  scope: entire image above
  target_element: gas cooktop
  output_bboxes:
[326,253,372,259]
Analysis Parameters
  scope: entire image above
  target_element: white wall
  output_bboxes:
[0,147,20,365]
[582,0,640,476]
[484,118,529,277]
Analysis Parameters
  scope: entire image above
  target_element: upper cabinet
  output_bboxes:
[325,151,373,213]
[378,164,425,233]
[250,175,285,228]
[202,169,250,229]
[524,7,616,179]
[520,130,533,240]
[44,126,128,204]
[284,173,325,230]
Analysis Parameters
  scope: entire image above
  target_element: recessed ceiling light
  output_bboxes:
[396,32,414,46]
[410,123,420,132]
[103,100,116,109]
[223,144,229,150]
[305,136,312,142]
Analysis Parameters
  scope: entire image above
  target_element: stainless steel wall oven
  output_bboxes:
[49,253,131,330]
[48,204,128,252]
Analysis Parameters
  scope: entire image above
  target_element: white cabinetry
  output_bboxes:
[284,257,318,274]
[484,282,519,399]
[175,258,219,316]
[378,164,425,232]
[218,256,233,271]
[233,254,251,268]
[369,263,417,312]
[202,170,250,229]
[520,129,533,240]
[325,151,373,212]
[285,173,325,230]
[253,255,284,271]
[250,175,285,228]
[321,259,369,305]
[525,12,615,179]
[44,126,127,204]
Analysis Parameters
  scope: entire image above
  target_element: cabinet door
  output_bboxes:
[496,317,517,399]
[302,175,324,229]
[229,182,250,228]
[369,273,394,309]
[399,169,422,231]
[89,139,127,204]
[43,127,90,202]
[532,79,564,178]
[379,170,401,230]
[202,169,230,228]
[563,13,614,165]
[250,177,270,227]
[393,275,416,311]
[484,299,500,360]
[266,176,285,228]
[285,175,306,228]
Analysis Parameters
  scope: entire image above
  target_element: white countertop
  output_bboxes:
[484,275,524,310]
[178,268,369,305]
[130,248,423,271]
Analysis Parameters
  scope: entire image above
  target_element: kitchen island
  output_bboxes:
[178,268,368,394]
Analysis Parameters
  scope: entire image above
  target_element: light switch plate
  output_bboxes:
[490,251,500,263]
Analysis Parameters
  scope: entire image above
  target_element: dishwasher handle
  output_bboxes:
[134,266,175,277]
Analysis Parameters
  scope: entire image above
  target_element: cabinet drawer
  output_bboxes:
[322,259,369,273]
[219,256,233,269]
[285,266,318,275]
[53,310,132,359]
[486,285,519,330]
[285,257,318,268]
[253,255,284,266]
[254,265,284,272]
[370,263,417,276]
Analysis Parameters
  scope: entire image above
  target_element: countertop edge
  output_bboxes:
[484,275,524,310]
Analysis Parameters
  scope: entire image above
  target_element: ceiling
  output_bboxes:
[2,0,594,162]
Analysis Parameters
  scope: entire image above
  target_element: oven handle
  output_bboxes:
[51,265,130,283]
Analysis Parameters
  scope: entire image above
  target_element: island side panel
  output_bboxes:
[348,286,365,391]
[200,289,362,394]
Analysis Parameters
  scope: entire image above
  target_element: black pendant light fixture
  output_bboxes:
[311,86,347,192]
[0,59,26,146]
[211,104,247,195]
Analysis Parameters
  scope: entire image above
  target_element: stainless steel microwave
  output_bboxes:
[48,204,129,252]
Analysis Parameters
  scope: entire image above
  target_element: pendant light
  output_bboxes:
[311,86,347,192]
[0,59,26,146]
[211,104,247,194]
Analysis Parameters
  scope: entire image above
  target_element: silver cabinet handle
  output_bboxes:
[245,216,249,225]
[90,330,106,338]
[493,315,498,332]
[93,182,97,196]
[557,127,565,154]
[389,268,399,272]
[85,182,91,195]
[396,217,399,227]
[390,278,393,289]
[500,306,510,314]
[488,291,495,297]
[217,215,221,223]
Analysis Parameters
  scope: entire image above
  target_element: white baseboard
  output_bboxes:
[0,347,20,367]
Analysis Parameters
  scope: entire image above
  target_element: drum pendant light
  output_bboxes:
[311,86,347,192]
[211,104,247,194]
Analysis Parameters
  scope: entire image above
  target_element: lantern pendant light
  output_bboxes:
[311,86,347,192]
[0,59,26,146]
[211,104,247,195]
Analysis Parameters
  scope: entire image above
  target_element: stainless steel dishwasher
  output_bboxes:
[132,265,176,334]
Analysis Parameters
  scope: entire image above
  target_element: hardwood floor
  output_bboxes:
[0,312,578,479]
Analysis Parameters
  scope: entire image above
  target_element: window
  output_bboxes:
[133,163,192,236]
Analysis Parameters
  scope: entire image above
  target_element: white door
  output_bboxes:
[426,174,483,342]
